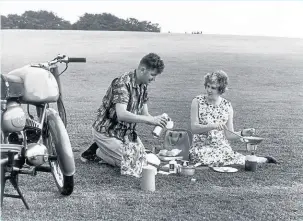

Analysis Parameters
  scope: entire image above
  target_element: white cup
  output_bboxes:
[166,121,174,129]
[141,165,156,191]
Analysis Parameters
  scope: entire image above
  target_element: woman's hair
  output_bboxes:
[204,70,229,94]
[139,53,165,74]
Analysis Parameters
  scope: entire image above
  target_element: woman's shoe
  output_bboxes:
[265,156,278,164]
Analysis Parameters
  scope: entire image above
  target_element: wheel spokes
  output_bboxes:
[47,132,64,187]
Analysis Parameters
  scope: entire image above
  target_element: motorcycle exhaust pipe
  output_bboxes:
[35,165,51,173]
[11,166,37,176]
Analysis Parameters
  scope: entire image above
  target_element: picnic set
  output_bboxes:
[141,114,265,192]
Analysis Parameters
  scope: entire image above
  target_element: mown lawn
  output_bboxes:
[1,31,303,220]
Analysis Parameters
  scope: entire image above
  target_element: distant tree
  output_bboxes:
[21,10,72,29]
[1,10,161,32]
[1,14,23,29]
[1,15,9,28]
[1,11,72,30]
[73,13,160,32]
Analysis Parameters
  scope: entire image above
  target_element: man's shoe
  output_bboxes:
[80,142,101,163]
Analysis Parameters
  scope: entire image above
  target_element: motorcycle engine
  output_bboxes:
[2,101,26,133]
[26,143,48,166]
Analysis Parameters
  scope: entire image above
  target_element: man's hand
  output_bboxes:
[147,115,168,127]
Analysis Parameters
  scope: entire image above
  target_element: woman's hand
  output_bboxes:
[212,123,226,131]
[241,128,256,136]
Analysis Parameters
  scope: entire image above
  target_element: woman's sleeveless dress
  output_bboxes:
[189,95,245,166]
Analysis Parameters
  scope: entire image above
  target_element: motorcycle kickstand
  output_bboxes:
[2,173,30,210]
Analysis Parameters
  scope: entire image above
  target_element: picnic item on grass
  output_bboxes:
[157,148,183,161]
[157,155,183,162]
[159,149,182,157]
[146,153,161,166]
[179,165,196,176]
[141,165,156,191]
[182,160,190,167]
[194,162,202,167]
[163,129,192,160]
[245,154,258,172]
[169,159,178,174]
[212,166,238,173]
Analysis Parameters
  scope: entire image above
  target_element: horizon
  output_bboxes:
[1,1,303,39]
[2,29,303,40]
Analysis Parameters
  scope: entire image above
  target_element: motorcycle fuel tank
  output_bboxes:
[7,65,59,104]
[1,101,26,132]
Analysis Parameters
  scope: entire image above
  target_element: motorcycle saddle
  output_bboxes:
[1,74,25,99]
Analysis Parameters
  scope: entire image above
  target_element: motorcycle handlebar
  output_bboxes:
[68,57,86,63]
[48,55,86,66]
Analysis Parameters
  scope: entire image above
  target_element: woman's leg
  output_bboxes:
[256,156,277,164]
[256,156,267,163]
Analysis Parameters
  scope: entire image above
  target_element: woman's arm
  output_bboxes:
[190,98,221,134]
[224,105,243,140]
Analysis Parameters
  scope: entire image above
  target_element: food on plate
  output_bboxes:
[159,149,182,156]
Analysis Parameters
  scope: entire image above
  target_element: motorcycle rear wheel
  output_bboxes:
[45,123,74,196]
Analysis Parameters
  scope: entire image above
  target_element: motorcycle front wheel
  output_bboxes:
[44,114,74,196]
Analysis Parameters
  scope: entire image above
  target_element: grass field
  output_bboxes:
[1,30,303,220]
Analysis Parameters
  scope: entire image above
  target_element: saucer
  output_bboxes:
[212,167,238,173]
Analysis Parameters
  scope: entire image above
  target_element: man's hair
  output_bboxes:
[204,70,229,94]
[139,53,165,74]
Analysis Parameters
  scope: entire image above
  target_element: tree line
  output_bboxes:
[1,10,161,32]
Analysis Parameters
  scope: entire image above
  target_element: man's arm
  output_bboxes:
[115,103,166,127]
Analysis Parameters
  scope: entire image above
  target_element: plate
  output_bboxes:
[242,136,264,144]
[212,167,238,173]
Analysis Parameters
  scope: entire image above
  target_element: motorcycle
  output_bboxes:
[0,54,86,209]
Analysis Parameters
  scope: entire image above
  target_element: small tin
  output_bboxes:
[182,160,189,167]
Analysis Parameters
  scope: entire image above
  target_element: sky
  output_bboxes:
[1,1,303,38]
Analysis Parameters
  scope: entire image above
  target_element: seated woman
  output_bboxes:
[189,70,277,166]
